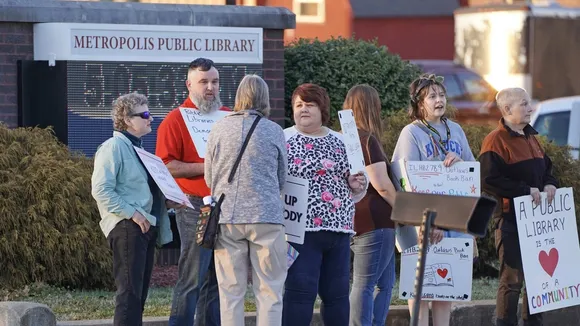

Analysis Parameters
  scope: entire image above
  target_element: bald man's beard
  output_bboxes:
[191,93,222,114]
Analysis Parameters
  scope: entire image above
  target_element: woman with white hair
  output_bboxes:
[205,74,288,326]
[91,92,180,326]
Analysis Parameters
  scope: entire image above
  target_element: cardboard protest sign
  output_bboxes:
[399,238,474,302]
[514,187,580,314]
[282,175,309,244]
[391,160,480,197]
[133,147,193,209]
[337,109,365,175]
[179,107,230,158]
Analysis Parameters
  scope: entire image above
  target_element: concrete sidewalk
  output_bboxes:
[55,301,580,326]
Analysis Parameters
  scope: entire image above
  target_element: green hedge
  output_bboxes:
[284,37,421,126]
[0,124,113,290]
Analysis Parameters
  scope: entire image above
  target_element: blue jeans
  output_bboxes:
[169,196,220,326]
[282,231,351,326]
[349,228,396,326]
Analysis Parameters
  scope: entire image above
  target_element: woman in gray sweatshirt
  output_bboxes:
[204,74,288,326]
[391,74,476,326]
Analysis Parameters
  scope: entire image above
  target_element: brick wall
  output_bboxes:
[263,29,285,127]
[0,23,33,128]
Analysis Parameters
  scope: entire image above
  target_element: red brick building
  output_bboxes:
[248,0,468,60]
[246,0,580,60]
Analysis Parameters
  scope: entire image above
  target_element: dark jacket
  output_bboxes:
[479,119,559,232]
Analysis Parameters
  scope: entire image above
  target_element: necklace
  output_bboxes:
[421,118,451,155]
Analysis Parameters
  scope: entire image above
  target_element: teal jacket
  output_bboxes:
[91,131,173,246]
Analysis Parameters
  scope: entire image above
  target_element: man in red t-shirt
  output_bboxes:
[156,58,230,326]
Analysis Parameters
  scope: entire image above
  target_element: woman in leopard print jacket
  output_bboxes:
[282,83,368,326]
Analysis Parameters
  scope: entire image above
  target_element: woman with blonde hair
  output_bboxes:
[344,84,398,326]
[205,74,288,326]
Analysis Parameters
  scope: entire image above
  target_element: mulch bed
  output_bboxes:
[149,263,254,288]
[150,265,179,288]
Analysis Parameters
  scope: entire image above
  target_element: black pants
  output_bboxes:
[108,219,158,326]
[495,229,543,326]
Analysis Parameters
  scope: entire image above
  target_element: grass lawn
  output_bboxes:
[3,278,499,321]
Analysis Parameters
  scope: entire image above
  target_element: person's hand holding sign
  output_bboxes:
[348,171,367,194]
[544,184,557,204]
[530,187,541,206]
[443,152,462,167]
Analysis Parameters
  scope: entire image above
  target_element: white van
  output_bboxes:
[530,96,580,159]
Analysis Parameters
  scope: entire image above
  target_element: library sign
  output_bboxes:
[33,23,263,64]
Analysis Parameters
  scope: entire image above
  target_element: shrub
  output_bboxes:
[382,110,580,276]
[284,37,421,126]
[0,124,113,290]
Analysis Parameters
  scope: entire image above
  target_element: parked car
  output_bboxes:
[410,60,501,126]
[530,95,580,159]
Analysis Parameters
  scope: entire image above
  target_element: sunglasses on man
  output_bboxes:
[131,111,151,119]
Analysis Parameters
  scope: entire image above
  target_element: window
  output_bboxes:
[533,111,570,146]
[440,74,464,102]
[293,0,325,23]
[457,71,496,102]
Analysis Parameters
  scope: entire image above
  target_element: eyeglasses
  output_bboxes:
[131,111,151,119]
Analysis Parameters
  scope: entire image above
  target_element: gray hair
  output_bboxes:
[233,74,271,117]
[111,92,149,131]
[495,87,527,112]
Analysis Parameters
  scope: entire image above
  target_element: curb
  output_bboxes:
[55,300,580,326]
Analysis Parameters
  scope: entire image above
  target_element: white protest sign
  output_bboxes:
[133,147,193,209]
[399,238,474,302]
[179,107,230,158]
[514,187,580,314]
[338,109,365,174]
[391,160,480,197]
[282,175,309,244]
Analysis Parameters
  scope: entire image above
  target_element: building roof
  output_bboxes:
[350,0,460,18]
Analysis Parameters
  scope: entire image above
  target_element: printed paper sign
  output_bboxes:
[514,187,580,314]
[282,175,309,244]
[179,107,230,158]
[399,238,474,302]
[391,160,480,197]
[133,147,193,209]
[338,109,366,174]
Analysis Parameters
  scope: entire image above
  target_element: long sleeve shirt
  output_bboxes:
[479,119,559,232]
[205,110,287,224]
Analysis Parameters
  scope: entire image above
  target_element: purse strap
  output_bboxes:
[214,115,261,207]
[228,115,261,183]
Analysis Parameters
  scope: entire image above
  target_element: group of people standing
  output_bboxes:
[91,57,558,326]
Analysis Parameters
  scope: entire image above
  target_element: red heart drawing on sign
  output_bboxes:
[437,268,448,279]
[538,248,559,277]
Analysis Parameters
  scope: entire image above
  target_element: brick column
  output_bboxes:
[263,29,285,127]
[0,23,33,128]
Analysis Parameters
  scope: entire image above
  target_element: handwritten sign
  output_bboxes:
[514,187,580,314]
[399,238,474,302]
[338,109,365,174]
[179,107,230,158]
[282,175,309,244]
[391,160,480,197]
[133,147,193,209]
